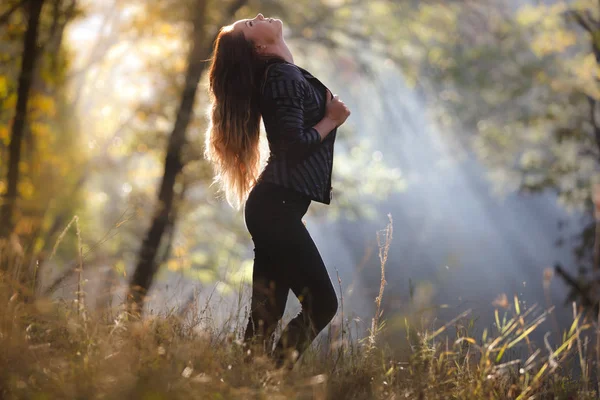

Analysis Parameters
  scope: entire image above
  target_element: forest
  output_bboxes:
[2,0,600,398]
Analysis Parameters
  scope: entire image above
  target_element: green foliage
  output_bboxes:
[371,1,600,266]
[448,3,598,209]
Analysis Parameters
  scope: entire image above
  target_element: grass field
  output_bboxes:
[0,218,598,399]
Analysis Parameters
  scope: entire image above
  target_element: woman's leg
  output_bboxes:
[270,220,339,365]
[243,182,336,364]
[244,244,289,352]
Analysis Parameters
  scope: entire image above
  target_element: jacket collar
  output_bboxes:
[266,58,317,80]
[265,59,330,96]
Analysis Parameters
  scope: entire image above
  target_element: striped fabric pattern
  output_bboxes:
[258,61,337,204]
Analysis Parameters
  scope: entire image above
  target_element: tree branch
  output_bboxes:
[0,0,28,26]
[587,96,600,162]
[566,9,596,33]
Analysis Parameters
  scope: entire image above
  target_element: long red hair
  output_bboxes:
[204,24,283,209]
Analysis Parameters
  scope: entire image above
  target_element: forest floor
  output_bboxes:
[0,221,598,399]
[1,278,597,398]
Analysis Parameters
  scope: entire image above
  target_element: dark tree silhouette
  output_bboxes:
[0,0,45,240]
[127,0,251,313]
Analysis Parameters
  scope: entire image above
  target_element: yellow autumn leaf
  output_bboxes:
[135,110,148,121]
[193,269,215,284]
[30,121,51,138]
[173,244,187,258]
[428,47,444,65]
[18,180,35,199]
[531,30,577,57]
[216,281,232,295]
[190,251,208,265]
[159,23,173,35]
[167,258,181,271]
[114,260,127,277]
[575,53,599,78]
[565,54,600,99]
[0,126,8,145]
[0,75,7,97]
[3,93,16,109]
[29,94,56,118]
[517,3,567,28]
[228,259,253,284]
[516,4,542,27]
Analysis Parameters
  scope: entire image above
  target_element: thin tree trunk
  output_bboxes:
[589,25,600,271]
[23,0,79,295]
[127,0,250,314]
[593,184,600,271]
[45,0,77,75]
[126,0,209,313]
[157,180,188,268]
[0,0,45,239]
[572,8,600,270]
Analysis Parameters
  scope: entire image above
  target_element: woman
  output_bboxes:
[204,13,351,367]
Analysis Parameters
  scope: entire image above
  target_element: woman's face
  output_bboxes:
[233,13,282,47]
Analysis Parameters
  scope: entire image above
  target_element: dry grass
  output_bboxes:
[0,216,598,399]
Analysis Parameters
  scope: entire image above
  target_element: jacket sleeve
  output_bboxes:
[263,63,322,151]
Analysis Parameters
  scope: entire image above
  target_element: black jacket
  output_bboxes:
[258,60,337,204]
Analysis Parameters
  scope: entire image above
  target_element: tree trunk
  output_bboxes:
[588,18,600,270]
[0,0,45,239]
[127,0,251,314]
[45,0,77,75]
[126,0,210,313]
[572,7,600,269]
[593,184,600,271]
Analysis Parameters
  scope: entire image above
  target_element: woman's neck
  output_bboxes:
[269,40,294,64]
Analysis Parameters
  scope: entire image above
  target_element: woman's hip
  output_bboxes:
[244,182,310,234]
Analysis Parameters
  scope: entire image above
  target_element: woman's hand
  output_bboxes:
[325,92,351,127]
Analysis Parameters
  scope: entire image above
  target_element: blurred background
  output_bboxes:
[1,0,598,349]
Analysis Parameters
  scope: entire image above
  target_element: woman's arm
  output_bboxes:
[312,117,337,141]
[263,63,334,151]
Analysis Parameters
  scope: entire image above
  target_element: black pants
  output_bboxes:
[243,181,338,364]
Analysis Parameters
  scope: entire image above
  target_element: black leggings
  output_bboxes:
[243,181,338,364]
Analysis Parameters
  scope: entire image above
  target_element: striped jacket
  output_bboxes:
[257,60,337,204]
